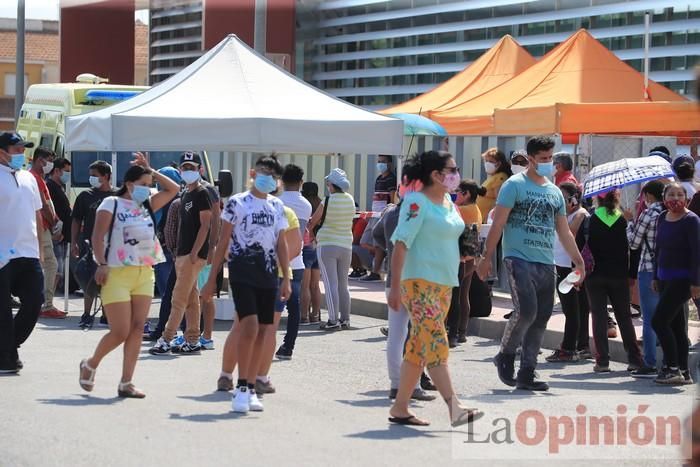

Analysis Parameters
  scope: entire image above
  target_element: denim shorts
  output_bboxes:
[302,246,319,270]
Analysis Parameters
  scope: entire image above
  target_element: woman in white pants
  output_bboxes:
[308,169,355,330]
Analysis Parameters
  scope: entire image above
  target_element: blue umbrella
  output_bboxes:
[388,113,447,137]
[583,156,674,198]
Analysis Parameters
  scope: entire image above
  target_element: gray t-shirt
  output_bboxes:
[372,203,399,286]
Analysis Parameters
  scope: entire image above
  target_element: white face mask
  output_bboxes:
[89,176,101,188]
[511,164,527,175]
[484,161,497,175]
[42,161,54,174]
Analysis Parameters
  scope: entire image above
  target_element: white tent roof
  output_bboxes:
[65,35,403,155]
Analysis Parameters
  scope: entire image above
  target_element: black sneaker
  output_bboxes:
[655,368,684,385]
[320,320,340,331]
[681,370,694,385]
[78,314,94,329]
[631,366,658,378]
[348,269,367,279]
[494,352,517,387]
[420,373,436,391]
[379,327,388,337]
[448,336,458,348]
[339,320,351,330]
[516,367,549,391]
[172,342,201,355]
[457,333,467,344]
[359,272,382,282]
[10,297,20,309]
[276,345,293,360]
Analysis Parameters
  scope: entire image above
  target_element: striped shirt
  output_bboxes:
[316,192,355,249]
[627,201,664,273]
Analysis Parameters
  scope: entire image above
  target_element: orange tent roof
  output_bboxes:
[380,35,535,116]
[432,29,696,136]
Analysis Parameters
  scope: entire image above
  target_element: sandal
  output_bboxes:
[451,407,484,427]
[79,359,96,392]
[388,415,430,426]
[118,382,146,399]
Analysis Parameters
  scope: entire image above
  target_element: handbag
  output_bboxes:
[74,199,118,297]
[312,196,330,237]
[458,223,480,257]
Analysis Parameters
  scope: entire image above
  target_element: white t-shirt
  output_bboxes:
[279,189,312,270]
[553,209,587,268]
[221,191,288,288]
[0,167,42,267]
[97,196,165,267]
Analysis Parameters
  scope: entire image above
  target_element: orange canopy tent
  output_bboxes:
[380,35,535,117]
[432,29,699,140]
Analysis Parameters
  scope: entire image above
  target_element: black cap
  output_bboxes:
[0,132,34,150]
[179,151,202,167]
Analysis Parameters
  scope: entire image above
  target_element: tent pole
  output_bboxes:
[643,11,650,100]
[254,0,267,55]
[15,0,25,121]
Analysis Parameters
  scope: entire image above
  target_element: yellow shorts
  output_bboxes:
[400,278,452,369]
[101,266,154,306]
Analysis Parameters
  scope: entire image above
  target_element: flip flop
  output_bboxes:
[388,415,430,426]
[451,408,484,428]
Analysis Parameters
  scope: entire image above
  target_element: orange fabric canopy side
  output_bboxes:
[380,35,535,116]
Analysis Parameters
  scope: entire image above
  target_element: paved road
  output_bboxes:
[0,298,695,466]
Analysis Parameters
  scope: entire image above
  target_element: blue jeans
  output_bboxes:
[638,271,660,367]
[154,250,173,297]
[0,258,44,361]
[501,257,556,371]
[277,269,303,351]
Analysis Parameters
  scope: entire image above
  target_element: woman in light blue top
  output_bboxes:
[388,150,482,427]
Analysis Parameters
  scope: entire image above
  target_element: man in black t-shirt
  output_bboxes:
[70,160,114,326]
[151,152,212,355]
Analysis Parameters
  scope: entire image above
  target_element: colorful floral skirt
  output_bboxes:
[400,279,452,368]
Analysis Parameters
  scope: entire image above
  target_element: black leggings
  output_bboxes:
[446,260,476,338]
[651,279,690,370]
[556,266,590,352]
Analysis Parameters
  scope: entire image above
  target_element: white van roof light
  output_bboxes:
[76,73,109,84]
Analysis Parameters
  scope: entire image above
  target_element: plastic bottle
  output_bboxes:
[558,270,581,294]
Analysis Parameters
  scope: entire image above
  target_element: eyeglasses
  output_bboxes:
[443,167,460,174]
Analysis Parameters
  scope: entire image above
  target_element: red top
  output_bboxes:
[555,171,579,187]
[30,171,51,231]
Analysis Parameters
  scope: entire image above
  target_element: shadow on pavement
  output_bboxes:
[178,392,231,403]
[346,425,451,440]
[336,398,391,408]
[353,336,386,343]
[169,412,248,423]
[38,395,123,406]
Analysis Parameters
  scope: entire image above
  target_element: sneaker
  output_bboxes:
[359,272,382,282]
[309,314,321,324]
[411,388,436,401]
[631,366,658,379]
[457,333,467,344]
[545,349,579,363]
[320,320,340,331]
[516,367,549,391]
[448,336,458,348]
[248,392,264,412]
[39,308,67,319]
[379,326,388,337]
[10,297,20,309]
[217,376,234,392]
[420,373,437,391]
[169,335,186,350]
[627,363,641,372]
[143,321,153,336]
[655,368,684,385]
[630,304,641,318]
[681,370,694,385]
[275,345,293,360]
[348,269,367,279]
[232,387,250,413]
[256,379,276,394]
[593,363,611,373]
[149,337,171,355]
[172,341,201,355]
[577,348,593,360]
[339,320,351,330]
[199,336,215,350]
[143,331,160,342]
[78,314,94,329]
[494,352,517,387]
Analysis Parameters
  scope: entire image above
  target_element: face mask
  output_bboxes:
[181,170,201,185]
[664,199,685,213]
[511,164,527,175]
[376,162,388,174]
[536,161,554,178]
[131,185,151,205]
[9,154,25,170]
[60,171,70,185]
[484,161,497,175]
[254,174,277,194]
[89,176,101,188]
[441,172,461,193]
[42,161,54,174]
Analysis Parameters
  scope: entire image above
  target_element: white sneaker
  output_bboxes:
[232,387,249,413]
[248,392,264,412]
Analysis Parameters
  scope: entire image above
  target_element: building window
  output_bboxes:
[4,73,29,97]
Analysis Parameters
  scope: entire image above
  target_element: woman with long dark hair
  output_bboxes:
[79,153,179,398]
[300,182,322,325]
[388,150,482,427]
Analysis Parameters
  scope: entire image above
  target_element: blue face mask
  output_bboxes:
[254,174,277,194]
[377,162,388,174]
[131,185,151,205]
[9,154,25,170]
[60,171,70,185]
[536,161,554,178]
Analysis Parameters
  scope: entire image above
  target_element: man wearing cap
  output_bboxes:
[72,160,115,327]
[150,152,212,355]
[29,147,65,319]
[553,152,578,187]
[0,132,44,373]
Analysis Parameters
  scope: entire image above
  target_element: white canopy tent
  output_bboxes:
[65,35,403,155]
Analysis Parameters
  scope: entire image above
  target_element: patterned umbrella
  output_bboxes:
[583,156,674,198]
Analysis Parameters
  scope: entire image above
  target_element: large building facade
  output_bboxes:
[296,0,699,109]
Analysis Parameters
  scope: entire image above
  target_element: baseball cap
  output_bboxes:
[179,151,202,167]
[510,149,527,162]
[0,132,34,150]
